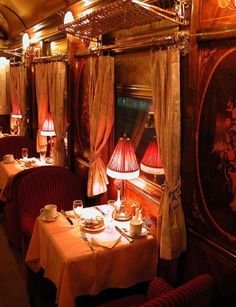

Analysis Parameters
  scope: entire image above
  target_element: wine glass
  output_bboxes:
[106,200,116,230]
[73,200,83,225]
[21,147,28,160]
[39,145,47,163]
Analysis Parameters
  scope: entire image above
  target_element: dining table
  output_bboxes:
[25,205,158,307]
[0,158,49,201]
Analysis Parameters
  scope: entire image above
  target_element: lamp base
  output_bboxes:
[113,206,132,221]
[45,157,54,164]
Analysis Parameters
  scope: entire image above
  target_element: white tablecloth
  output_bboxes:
[26,205,158,307]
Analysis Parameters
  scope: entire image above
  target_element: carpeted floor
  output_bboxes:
[0,216,30,307]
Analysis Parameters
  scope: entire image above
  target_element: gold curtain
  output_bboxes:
[151,48,187,260]
[48,62,67,166]
[0,60,10,115]
[87,56,115,197]
[9,65,28,135]
[35,64,49,151]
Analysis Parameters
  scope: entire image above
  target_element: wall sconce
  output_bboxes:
[64,11,74,25]
[218,0,236,10]
[22,33,30,50]
[21,32,38,64]
[107,136,140,221]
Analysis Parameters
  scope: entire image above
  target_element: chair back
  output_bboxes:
[0,136,36,160]
[4,167,39,250]
[99,274,215,307]
[143,274,215,307]
[17,166,81,236]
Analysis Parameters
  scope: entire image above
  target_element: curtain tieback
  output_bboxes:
[89,153,101,168]
[163,179,181,210]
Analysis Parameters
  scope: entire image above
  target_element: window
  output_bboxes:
[115,96,165,186]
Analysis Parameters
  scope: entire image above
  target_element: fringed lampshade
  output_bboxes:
[11,107,22,135]
[107,136,140,221]
[41,113,56,137]
[107,136,140,180]
[140,140,164,175]
[41,113,56,162]
[11,113,22,119]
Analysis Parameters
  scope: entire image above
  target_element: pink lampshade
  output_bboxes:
[11,107,22,119]
[41,113,56,137]
[107,136,140,180]
[140,140,164,175]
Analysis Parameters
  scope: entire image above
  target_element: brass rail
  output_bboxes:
[74,30,189,56]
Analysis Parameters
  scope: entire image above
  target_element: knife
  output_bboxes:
[94,206,106,216]
[115,226,134,243]
[81,232,95,251]
[61,210,73,225]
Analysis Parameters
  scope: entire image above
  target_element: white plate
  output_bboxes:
[40,212,60,222]
[123,228,148,238]
[80,224,105,233]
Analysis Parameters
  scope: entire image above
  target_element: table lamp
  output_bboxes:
[140,138,164,176]
[11,111,22,135]
[107,136,140,221]
[41,112,56,162]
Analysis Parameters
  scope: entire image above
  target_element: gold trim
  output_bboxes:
[116,85,152,99]
[125,178,162,204]
[74,30,189,56]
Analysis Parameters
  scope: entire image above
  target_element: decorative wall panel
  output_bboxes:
[198,0,236,31]
[194,39,236,256]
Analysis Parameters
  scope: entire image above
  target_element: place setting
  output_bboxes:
[3,154,16,164]
[16,147,39,168]
[40,204,60,222]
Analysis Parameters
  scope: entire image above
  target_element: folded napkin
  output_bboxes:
[91,230,121,249]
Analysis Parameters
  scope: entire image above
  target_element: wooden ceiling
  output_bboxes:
[0,0,78,39]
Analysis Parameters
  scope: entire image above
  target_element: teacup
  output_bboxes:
[40,204,57,219]
[3,154,14,163]
[130,218,143,236]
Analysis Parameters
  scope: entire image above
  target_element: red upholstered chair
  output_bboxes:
[0,135,36,160]
[4,166,82,253]
[4,167,39,250]
[99,274,214,307]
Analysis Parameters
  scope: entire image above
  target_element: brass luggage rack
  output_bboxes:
[59,0,189,41]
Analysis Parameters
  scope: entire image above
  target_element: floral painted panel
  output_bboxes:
[197,48,236,243]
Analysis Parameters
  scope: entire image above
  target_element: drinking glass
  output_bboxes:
[73,200,84,224]
[39,146,47,163]
[21,147,28,160]
[106,200,116,229]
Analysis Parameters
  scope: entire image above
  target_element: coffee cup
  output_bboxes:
[40,204,57,219]
[130,218,143,236]
[3,154,14,163]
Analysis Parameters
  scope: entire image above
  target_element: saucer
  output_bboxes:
[80,224,105,233]
[123,228,148,238]
[40,212,60,222]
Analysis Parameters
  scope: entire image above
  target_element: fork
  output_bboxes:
[81,232,95,252]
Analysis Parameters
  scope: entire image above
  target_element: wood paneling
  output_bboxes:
[196,0,236,36]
